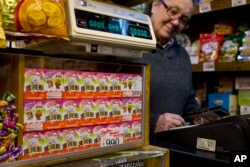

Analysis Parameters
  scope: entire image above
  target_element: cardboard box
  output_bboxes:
[218,76,234,93]
[208,93,237,115]
[238,90,250,106]
[235,77,250,90]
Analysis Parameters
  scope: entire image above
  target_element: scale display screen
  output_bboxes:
[74,9,152,40]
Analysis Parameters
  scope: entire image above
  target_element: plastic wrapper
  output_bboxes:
[219,34,242,62]
[0,0,68,40]
[0,92,23,163]
[175,33,191,48]
[0,3,6,48]
[237,30,250,61]
[199,33,224,62]
[190,40,200,55]
[213,22,235,35]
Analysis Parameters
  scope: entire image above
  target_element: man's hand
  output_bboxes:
[154,113,185,133]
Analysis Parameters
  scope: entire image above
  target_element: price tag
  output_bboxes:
[26,122,43,131]
[232,0,246,7]
[199,2,211,13]
[123,91,133,97]
[203,62,215,71]
[197,137,216,152]
[101,133,123,147]
[123,115,132,121]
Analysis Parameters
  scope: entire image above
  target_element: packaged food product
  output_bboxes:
[175,33,191,48]
[0,3,6,48]
[214,22,235,35]
[238,30,250,61]
[219,34,242,62]
[0,92,23,163]
[199,33,224,62]
[0,0,68,39]
[190,40,200,55]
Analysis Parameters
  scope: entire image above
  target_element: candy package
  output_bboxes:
[238,30,250,61]
[175,33,191,48]
[0,0,68,39]
[0,3,6,48]
[213,21,235,35]
[219,34,242,62]
[199,33,224,62]
[0,92,23,163]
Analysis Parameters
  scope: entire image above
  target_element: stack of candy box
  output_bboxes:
[22,68,143,159]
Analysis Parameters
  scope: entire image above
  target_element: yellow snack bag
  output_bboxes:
[0,27,6,48]
[1,0,68,40]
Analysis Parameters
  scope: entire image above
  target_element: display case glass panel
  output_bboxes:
[0,53,150,166]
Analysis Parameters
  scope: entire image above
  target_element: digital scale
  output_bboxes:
[26,0,156,59]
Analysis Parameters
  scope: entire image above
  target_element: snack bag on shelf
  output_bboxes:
[213,21,235,35]
[235,23,248,35]
[0,0,68,40]
[186,40,200,64]
[175,33,191,48]
[199,33,224,62]
[175,33,199,63]
[238,30,250,61]
[219,34,242,62]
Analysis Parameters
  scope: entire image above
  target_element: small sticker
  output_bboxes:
[203,62,215,71]
[101,133,123,147]
[232,0,246,7]
[199,2,211,13]
[197,137,216,152]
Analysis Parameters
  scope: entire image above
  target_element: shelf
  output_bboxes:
[94,0,147,7]
[192,62,250,72]
[194,0,250,14]
[111,0,147,7]
[50,145,169,167]
[0,145,169,167]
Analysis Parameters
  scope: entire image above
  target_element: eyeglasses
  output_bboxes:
[159,0,189,29]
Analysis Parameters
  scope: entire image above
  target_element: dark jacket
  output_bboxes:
[137,39,200,142]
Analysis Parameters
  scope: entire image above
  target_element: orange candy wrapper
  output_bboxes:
[1,0,68,40]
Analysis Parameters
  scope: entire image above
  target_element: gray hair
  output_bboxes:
[143,0,195,16]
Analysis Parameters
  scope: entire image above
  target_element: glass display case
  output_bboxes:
[0,51,169,167]
[45,145,168,167]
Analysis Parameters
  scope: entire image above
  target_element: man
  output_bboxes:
[137,0,213,143]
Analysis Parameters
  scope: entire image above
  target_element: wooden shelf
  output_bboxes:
[111,0,147,7]
[189,2,250,73]
[194,0,250,14]
[192,61,250,72]
[95,0,147,7]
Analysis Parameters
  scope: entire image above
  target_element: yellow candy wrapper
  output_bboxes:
[0,3,6,48]
[1,0,68,40]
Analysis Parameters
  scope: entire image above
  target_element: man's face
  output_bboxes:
[151,0,194,45]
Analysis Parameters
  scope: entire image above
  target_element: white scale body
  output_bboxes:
[64,0,156,58]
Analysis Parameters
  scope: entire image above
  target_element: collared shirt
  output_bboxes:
[162,38,174,48]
